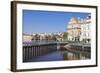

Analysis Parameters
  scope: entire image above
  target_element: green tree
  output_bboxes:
[34,34,40,40]
[51,35,57,41]
[63,32,68,41]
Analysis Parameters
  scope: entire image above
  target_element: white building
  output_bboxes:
[67,15,91,43]
[80,15,91,43]
[39,33,46,40]
[23,33,32,42]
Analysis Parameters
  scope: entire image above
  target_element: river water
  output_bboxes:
[23,41,91,62]
[26,50,90,62]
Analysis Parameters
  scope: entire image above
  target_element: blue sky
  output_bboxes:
[23,10,90,33]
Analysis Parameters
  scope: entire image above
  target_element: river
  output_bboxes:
[25,50,90,62]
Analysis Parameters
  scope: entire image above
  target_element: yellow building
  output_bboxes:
[67,17,81,41]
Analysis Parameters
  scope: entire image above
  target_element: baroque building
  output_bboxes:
[67,17,81,41]
[67,14,91,43]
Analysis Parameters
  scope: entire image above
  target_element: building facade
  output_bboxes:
[67,15,91,43]
[80,15,91,43]
[23,33,32,42]
[23,32,64,42]
[67,17,81,41]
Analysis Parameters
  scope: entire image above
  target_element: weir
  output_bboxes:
[23,41,90,62]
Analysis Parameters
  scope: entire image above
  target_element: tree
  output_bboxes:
[31,35,35,41]
[51,35,57,41]
[63,32,68,41]
[45,35,50,41]
[34,34,40,41]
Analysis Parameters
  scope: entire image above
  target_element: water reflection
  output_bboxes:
[62,51,90,60]
[23,41,91,62]
[25,50,90,62]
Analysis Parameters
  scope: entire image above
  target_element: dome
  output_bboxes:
[69,17,79,24]
[67,24,72,29]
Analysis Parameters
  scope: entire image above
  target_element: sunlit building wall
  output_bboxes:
[23,34,32,42]
[67,17,81,41]
[80,15,91,43]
